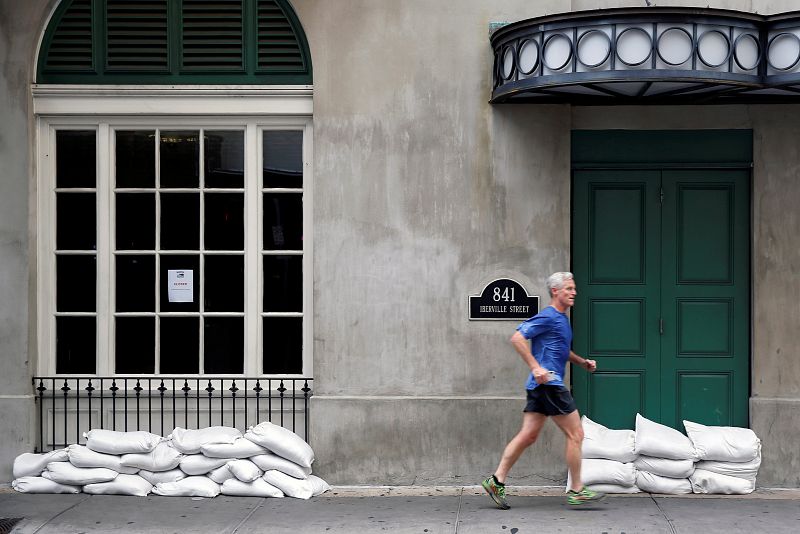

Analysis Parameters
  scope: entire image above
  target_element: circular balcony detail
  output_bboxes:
[491,7,800,104]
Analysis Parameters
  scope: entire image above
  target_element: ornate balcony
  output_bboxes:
[490,8,800,104]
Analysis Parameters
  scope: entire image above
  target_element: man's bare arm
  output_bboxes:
[569,350,597,372]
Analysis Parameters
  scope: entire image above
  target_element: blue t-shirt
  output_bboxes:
[517,305,572,390]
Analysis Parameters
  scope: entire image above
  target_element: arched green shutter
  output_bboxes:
[38,0,311,84]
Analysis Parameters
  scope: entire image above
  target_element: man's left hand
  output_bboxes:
[583,359,597,372]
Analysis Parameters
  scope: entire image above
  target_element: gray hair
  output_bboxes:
[547,272,574,294]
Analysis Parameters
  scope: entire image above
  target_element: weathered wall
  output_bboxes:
[293,0,574,485]
[0,0,56,482]
[1,0,799,487]
[297,0,800,487]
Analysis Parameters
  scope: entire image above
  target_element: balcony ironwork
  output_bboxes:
[490,7,800,104]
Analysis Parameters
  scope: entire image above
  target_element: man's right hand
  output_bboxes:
[532,367,550,384]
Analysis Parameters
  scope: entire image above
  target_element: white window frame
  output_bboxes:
[33,86,313,378]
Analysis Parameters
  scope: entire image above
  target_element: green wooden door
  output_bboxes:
[572,168,750,430]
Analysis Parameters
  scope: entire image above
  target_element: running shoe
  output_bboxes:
[567,486,606,505]
[481,476,510,510]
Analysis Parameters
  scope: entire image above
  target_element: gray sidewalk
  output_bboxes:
[1,486,799,534]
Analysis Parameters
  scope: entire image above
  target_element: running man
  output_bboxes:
[482,272,605,508]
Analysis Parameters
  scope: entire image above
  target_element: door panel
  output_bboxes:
[661,169,750,428]
[573,168,750,430]
[572,170,661,430]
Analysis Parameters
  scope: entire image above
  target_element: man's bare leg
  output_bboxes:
[494,412,547,483]
[551,410,584,491]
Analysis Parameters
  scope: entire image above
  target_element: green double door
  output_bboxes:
[572,167,750,430]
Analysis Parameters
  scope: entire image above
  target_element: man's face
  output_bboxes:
[553,279,577,309]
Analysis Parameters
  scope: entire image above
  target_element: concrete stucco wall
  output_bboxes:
[0,0,799,487]
[0,0,57,482]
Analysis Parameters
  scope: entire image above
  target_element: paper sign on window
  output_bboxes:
[167,269,194,303]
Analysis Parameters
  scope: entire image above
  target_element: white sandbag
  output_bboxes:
[251,452,311,480]
[633,456,695,479]
[84,429,163,455]
[12,476,81,494]
[570,458,636,487]
[83,474,153,496]
[42,462,118,485]
[208,465,236,484]
[138,468,187,485]
[684,420,761,462]
[121,441,183,471]
[201,438,267,459]
[690,469,755,495]
[585,483,641,494]
[13,449,69,478]
[635,471,692,494]
[227,459,262,482]
[221,478,284,498]
[581,416,637,463]
[179,454,235,475]
[68,445,138,474]
[262,470,329,499]
[695,452,761,483]
[169,426,242,454]
[634,414,697,460]
[151,476,221,498]
[244,422,314,468]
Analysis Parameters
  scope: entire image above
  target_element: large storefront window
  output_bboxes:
[41,117,310,376]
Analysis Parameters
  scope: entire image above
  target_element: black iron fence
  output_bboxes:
[33,376,313,452]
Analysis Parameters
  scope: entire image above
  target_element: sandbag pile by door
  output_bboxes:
[12,421,330,499]
[574,414,760,495]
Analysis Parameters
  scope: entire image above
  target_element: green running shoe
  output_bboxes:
[567,486,606,506]
[481,476,510,510]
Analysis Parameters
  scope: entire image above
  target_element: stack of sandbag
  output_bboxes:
[633,414,696,494]
[11,422,329,500]
[685,420,761,495]
[12,429,163,496]
[570,416,639,494]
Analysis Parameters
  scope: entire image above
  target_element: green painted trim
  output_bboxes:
[571,130,753,165]
[37,0,312,85]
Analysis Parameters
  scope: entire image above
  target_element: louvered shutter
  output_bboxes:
[106,0,169,71]
[182,0,245,71]
[38,0,311,84]
[257,0,305,72]
[43,0,94,72]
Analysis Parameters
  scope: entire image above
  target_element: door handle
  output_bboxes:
[659,318,664,335]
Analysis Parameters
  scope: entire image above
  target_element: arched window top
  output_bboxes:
[37,0,312,84]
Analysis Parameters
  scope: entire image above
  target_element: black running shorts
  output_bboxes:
[524,385,577,416]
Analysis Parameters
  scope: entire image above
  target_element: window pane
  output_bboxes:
[160,317,199,373]
[116,193,155,250]
[263,317,302,374]
[57,255,96,312]
[263,130,303,188]
[116,317,155,373]
[204,256,243,312]
[205,193,243,250]
[57,193,95,250]
[161,193,199,250]
[160,254,200,312]
[56,130,96,188]
[205,130,244,188]
[263,193,302,250]
[56,317,95,373]
[116,255,155,312]
[263,255,302,312]
[204,317,243,374]
[116,131,155,188]
[160,130,199,188]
